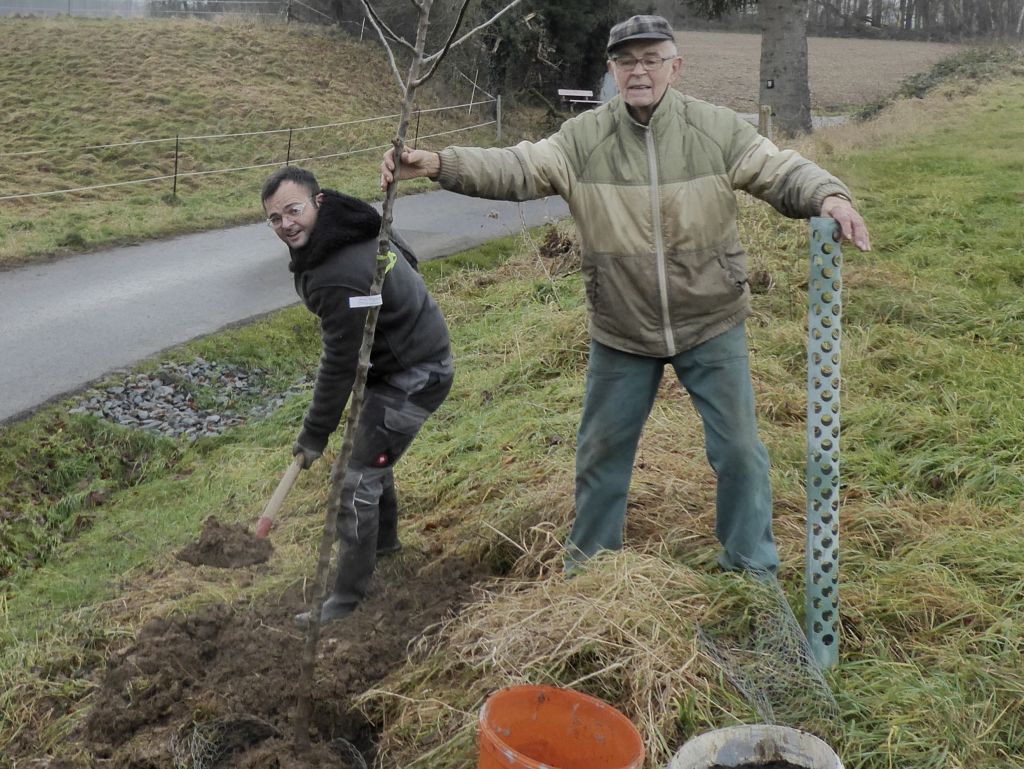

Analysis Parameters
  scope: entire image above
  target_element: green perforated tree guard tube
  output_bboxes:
[806,217,842,669]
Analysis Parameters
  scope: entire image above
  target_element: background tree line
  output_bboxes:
[308,0,1019,101]
[673,0,1024,39]
[283,0,1019,137]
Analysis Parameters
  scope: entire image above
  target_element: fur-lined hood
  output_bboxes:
[288,189,381,274]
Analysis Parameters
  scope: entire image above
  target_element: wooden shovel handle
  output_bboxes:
[254,454,304,538]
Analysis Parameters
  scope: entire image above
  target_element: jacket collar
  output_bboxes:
[613,87,681,131]
[288,189,381,274]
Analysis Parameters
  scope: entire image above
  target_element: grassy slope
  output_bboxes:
[0,15,543,266]
[2,32,1024,769]
[361,72,1024,769]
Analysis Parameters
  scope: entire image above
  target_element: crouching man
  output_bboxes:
[261,166,453,626]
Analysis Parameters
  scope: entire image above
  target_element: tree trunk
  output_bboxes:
[292,0,435,753]
[904,0,916,30]
[855,0,870,26]
[919,0,931,36]
[976,0,991,35]
[759,0,812,137]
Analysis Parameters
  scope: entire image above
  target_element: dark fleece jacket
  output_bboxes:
[290,190,450,453]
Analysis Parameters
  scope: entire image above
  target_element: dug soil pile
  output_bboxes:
[175,516,274,568]
[77,517,495,768]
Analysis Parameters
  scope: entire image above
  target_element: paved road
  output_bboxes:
[0,191,569,424]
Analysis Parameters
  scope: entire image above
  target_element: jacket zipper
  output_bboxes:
[644,127,675,356]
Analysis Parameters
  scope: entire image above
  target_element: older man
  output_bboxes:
[381,15,870,575]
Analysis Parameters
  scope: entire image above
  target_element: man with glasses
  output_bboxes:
[261,166,453,625]
[380,15,870,577]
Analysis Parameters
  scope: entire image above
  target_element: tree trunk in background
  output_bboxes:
[871,0,883,25]
[975,0,991,35]
[759,0,811,136]
[855,0,870,25]
[942,0,954,37]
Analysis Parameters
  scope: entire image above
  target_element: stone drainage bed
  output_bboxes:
[69,358,310,440]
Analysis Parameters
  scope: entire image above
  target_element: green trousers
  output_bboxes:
[566,324,779,574]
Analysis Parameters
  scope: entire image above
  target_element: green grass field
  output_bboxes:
[0,15,546,267]
[1,21,1023,769]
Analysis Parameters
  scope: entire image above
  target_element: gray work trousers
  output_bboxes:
[331,357,454,606]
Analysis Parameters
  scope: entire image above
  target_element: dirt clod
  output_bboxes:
[176,515,273,568]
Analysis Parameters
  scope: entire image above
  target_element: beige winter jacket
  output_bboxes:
[437,89,852,357]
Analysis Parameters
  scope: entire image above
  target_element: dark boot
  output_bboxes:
[295,490,375,628]
[293,594,357,628]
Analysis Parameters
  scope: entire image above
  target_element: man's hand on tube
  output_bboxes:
[821,195,871,252]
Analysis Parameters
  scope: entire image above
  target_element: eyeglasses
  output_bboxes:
[265,201,309,228]
[609,54,676,72]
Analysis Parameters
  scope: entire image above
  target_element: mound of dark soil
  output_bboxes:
[80,551,495,768]
[176,515,273,568]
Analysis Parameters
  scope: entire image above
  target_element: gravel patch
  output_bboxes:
[69,358,310,440]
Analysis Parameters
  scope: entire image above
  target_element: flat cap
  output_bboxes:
[606,15,675,53]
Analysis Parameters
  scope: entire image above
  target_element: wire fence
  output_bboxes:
[0,3,505,203]
[0,100,501,202]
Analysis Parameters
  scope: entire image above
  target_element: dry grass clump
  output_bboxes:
[473,482,574,579]
[359,550,849,768]
[358,552,730,768]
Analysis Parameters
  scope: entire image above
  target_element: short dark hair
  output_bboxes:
[261,166,321,203]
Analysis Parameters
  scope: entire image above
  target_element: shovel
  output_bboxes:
[254,454,304,538]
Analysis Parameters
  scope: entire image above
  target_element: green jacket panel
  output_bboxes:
[437,89,851,356]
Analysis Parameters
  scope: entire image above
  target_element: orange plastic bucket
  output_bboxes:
[477,684,644,769]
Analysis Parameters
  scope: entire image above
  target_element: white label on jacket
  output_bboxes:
[349,294,382,308]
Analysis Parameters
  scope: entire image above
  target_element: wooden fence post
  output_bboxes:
[172,134,179,199]
[468,68,478,116]
[496,94,502,144]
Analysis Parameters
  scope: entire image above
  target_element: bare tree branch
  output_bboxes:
[413,0,473,85]
[423,0,528,65]
[358,0,409,88]
[360,0,416,53]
